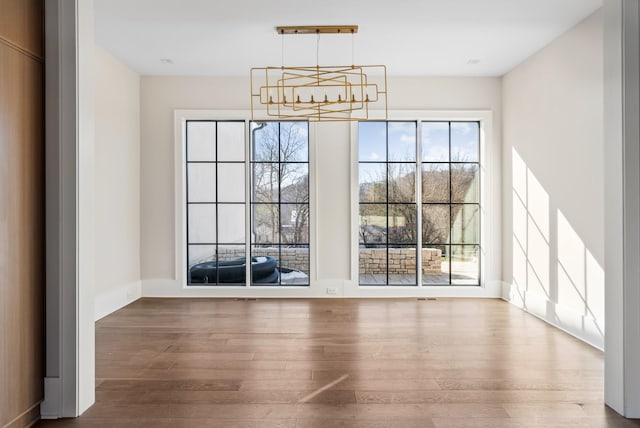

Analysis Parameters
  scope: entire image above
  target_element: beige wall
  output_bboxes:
[502,10,604,348]
[94,45,141,319]
[140,77,246,281]
[140,75,502,296]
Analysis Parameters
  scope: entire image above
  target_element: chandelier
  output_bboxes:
[250,25,388,122]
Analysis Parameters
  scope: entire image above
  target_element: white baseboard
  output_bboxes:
[141,278,503,299]
[94,280,142,321]
[142,278,351,298]
[502,282,604,350]
[501,280,512,300]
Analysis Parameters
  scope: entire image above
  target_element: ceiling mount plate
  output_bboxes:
[276,25,358,35]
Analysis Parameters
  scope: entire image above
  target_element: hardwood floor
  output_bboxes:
[37,298,640,427]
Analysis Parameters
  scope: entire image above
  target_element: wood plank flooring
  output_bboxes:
[36,298,640,427]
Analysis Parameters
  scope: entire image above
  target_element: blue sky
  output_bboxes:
[359,121,479,163]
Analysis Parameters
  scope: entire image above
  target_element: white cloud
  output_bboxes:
[388,122,413,133]
[424,122,449,132]
[452,122,473,136]
[424,145,448,161]
[295,124,309,138]
[400,134,415,144]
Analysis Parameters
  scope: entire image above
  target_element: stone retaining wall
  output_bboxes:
[359,248,442,274]
[216,247,309,273]
[199,247,440,275]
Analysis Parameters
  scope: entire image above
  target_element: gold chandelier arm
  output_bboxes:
[250,65,388,122]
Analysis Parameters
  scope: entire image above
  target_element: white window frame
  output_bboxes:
[171,110,322,297]
[347,110,501,297]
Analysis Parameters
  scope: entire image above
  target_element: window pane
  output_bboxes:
[218,163,245,203]
[280,245,310,285]
[188,245,215,269]
[422,244,449,285]
[451,245,479,285]
[217,245,245,262]
[217,122,245,162]
[355,120,481,287]
[216,245,246,284]
[422,122,449,162]
[252,163,279,203]
[280,122,308,162]
[187,163,216,203]
[451,204,479,244]
[252,122,279,161]
[359,204,387,245]
[422,163,449,203]
[280,163,308,203]
[185,120,253,287]
[280,204,309,244]
[359,245,387,285]
[388,163,416,203]
[188,245,216,285]
[249,121,310,287]
[388,121,416,161]
[252,204,279,244]
[451,122,479,162]
[250,246,280,285]
[218,204,245,243]
[187,121,215,161]
[388,244,417,285]
[359,121,386,161]
[188,204,216,243]
[359,163,386,203]
[422,204,450,245]
[388,204,417,244]
[451,163,479,203]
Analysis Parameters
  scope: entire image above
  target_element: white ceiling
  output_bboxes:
[94,0,602,77]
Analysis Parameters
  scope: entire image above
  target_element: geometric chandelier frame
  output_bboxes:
[250,26,388,122]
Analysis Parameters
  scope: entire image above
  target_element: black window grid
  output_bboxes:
[185,119,247,286]
[358,121,417,286]
[250,121,310,286]
[358,120,481,286]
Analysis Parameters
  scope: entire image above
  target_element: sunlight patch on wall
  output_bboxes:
[512,149,527,202]
[528,216,550,298]
[585,249,604,324]
[556,209,604,332]
[527,171,550,241]
[512,148,551,298]
[557,210,586,314]
[510,147,604,345]
[512,190,528,290]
